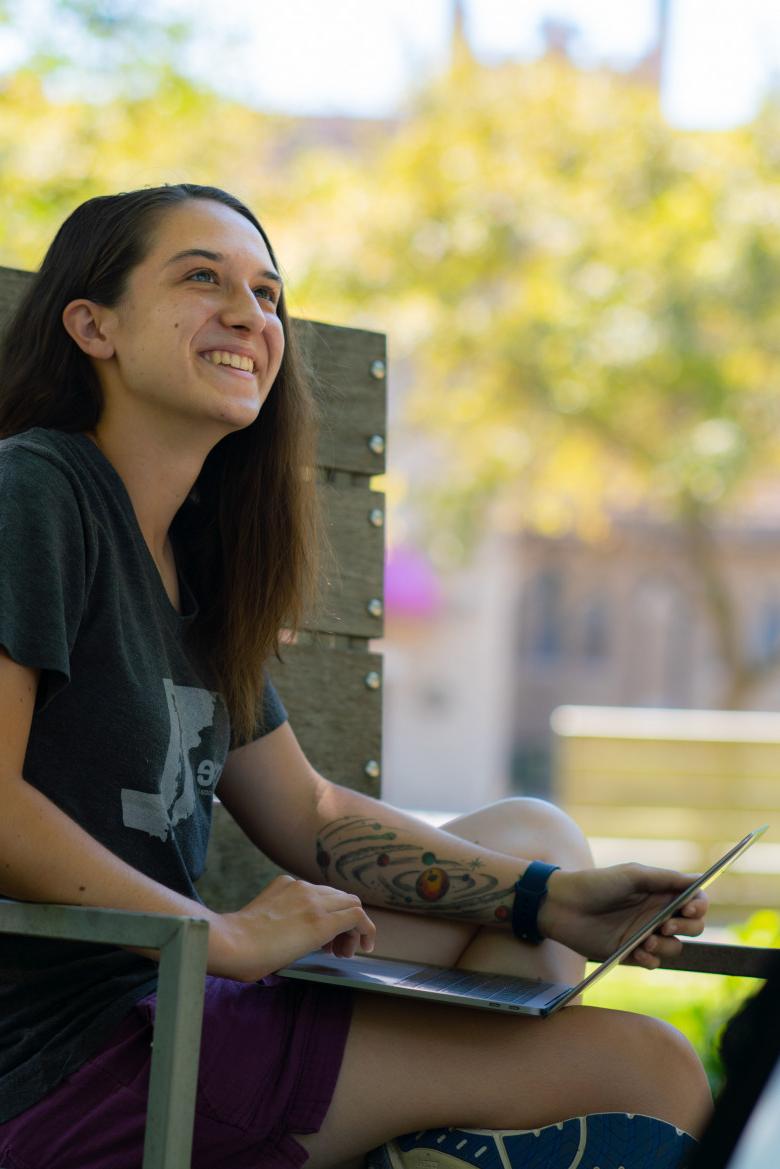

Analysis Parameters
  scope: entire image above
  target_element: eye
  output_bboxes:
[254,285,279,306]
[187,268,218,284]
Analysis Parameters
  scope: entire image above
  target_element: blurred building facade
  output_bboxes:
[510,510,780,794]
[381,509,780,814]
[381,532,517,815]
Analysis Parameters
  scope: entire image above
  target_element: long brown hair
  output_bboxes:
[0,184,319,742]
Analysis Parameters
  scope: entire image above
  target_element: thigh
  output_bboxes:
[0,976,354,1169]
[296,992,712,1169]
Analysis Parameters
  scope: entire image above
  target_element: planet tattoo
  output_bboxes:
[416,866,450,902]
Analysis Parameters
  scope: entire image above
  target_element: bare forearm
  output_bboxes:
[3,775,377,982]
[1,775,230,962]
[311,784,711,968]
[314,783,529,926]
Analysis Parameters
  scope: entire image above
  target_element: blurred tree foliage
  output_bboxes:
[2,36,780,703]
[0,68,296,265]
[290,54,780,707]
[0,0,191,87]
[294,56,780,536]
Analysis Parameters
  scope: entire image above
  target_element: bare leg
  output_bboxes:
[367,797,593,983]
[295,799,710,1165]
[296,992,712,1168]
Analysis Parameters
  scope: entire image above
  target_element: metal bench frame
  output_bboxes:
[665,940,777,979]
[0,901,208,1169]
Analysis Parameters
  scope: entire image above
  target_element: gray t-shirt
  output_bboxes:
[0,427,287,1121]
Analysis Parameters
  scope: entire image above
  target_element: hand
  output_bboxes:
[209,874,376,982]
[539,864,708,969]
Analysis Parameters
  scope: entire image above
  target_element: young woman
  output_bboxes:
[0,184,711,1169]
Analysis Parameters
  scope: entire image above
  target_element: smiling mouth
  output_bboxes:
[201,349,255,374]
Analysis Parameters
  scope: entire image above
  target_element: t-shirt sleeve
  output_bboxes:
[230,674,288,749]
[0,448,88,710]
[260,674,287,735]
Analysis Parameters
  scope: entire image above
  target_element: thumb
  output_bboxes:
[629,866,701,894]
[639,869,710,921]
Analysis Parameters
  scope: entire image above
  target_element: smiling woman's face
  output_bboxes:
[94,197,286,439]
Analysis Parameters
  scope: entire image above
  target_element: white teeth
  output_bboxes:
[203,350,254,373]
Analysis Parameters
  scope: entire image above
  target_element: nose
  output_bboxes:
[220,283,266,333]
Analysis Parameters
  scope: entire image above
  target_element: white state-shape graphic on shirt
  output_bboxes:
[121,679,222,841]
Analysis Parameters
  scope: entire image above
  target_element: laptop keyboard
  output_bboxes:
[397,966,560,1005]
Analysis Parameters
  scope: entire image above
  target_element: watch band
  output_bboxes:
[511,860,560,944]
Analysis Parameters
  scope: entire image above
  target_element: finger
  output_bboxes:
[335,923,375,958]
[629,930,684,966]
[626,934,655,963]
[681,892,708,917]
[646,934,683,959]
[329,904,376,949]
[626,944,660,970]
[658,914,705,938]
[331,930,361,959]
[359,913,376,952]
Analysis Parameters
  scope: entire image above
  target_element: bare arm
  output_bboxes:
[0,650,375,981]
[220,721,526,924]
[220,720,708,967]
[314,792,524,926]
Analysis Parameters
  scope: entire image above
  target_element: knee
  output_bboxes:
[470,797,594,870]
[608,1010,713,1136]
[621,1010,701,1075]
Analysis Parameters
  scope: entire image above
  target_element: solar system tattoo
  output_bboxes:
[316,816,517,922]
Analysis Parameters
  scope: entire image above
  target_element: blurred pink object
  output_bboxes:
[384,545,442,618]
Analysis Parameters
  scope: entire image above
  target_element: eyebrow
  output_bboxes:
[164,248,283,286]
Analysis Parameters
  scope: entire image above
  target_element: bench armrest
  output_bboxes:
[0,900,209,1169]
[660,940,779,979]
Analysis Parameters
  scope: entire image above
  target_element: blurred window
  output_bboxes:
[757,597,780,662]
[630,575,691,706]
[531,569,563,661]
[419,683,450,713]
[582,599,609,661]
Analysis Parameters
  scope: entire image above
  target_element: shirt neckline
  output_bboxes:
[67,430,199,627]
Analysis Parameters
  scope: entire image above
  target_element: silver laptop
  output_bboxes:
[278,826,767,1018]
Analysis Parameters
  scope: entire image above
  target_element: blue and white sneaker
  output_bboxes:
[367,1113,696,1169]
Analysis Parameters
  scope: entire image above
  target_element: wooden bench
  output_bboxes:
[196,316,389,910]
[552,704,780,921]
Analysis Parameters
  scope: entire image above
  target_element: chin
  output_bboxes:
[215,395,265,429]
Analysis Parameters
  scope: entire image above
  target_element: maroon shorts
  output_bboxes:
[0,974,354,1169]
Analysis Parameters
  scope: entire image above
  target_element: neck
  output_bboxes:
[88,414,218,566]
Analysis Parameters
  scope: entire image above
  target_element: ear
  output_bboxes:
[62,300,117,360]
